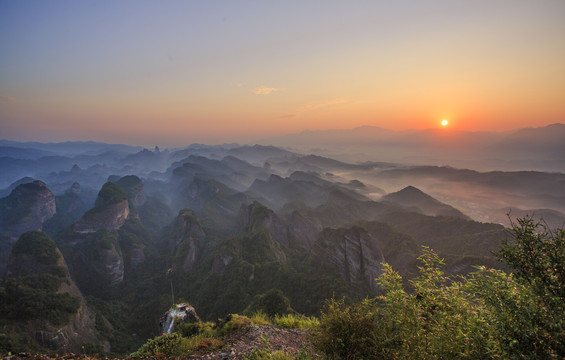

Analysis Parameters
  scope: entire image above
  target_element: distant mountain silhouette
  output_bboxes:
[382,185,468,219]
[258,123,565,172]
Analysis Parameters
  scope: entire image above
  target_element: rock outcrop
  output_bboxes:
[237,201,288,247]
[59,229,125,298]
[164,209,206,272]
[160,303,200,335]
[286,210,322,249]
[115,175,146,207]
[72,200,129,233]
[313,226,385,289]
[72,182,129,233]
[0,180,56,241]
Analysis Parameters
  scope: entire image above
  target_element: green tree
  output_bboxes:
[492,217,565,358]
[245,289,294,317]
[313,248,497,360]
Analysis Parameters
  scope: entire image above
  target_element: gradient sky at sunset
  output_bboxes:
[1,0,564,146]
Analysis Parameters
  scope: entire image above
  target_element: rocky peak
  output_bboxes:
[165,209,206,272]
[67,182,81,194]
[0,176,35,197]
[72,182,129,233]
[0,180,56,241]
[116,175,146,207]
[237,201,288,247]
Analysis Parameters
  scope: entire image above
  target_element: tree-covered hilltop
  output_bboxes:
[0,231,105,353]
[95,182,128,207]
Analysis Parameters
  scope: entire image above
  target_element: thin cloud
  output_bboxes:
[0,95,16,103]
[279,114,296,119]
[253,86,282,95]
[297,98,345,112]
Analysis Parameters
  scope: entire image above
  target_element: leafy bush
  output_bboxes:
[312,232,565,360]
[130,333,192,357]
[215,314,252,337]
[176,321,214,338]
[312,248,499,359]
[492,217,565,358]
[245,289,294,317]
[310,298,380,360]
[131,332,223,357]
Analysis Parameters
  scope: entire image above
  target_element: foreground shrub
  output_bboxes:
[176,320,214,338]
[310,298,380,359]
[492,217,565,358]
[216,314,252,337]
[130,333,192,357]
[245,348,314,360]
[312,249,500,359]
[245,289,294,317]
[313,233,565,359]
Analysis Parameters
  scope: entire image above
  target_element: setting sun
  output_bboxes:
[441,119,449,127]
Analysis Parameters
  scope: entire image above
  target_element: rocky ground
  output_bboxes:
[2,325,317,360]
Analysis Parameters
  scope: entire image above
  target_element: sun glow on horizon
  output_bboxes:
[441,119,449,127]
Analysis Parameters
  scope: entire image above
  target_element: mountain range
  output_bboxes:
[0,125,564,354]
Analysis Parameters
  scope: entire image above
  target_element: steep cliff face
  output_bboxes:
[2,231,109,353]
[286,211,322,250]
[43,183,90,236]
[72,182,129,233]
[122,241,146,270]
[62,229,125,295]
[313,226,385,289]
[164,209,206,272]
[0,180,56,241]
[73,200,129,233]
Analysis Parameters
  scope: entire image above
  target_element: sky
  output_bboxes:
[1,0,564,146]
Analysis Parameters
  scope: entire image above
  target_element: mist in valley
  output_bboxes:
[1,124,564,353]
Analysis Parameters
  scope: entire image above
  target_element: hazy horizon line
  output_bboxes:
[1,122,563,149]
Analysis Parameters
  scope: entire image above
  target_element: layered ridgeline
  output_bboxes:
[2,142,563,355]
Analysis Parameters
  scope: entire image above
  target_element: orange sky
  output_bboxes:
[1,1,564,146]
